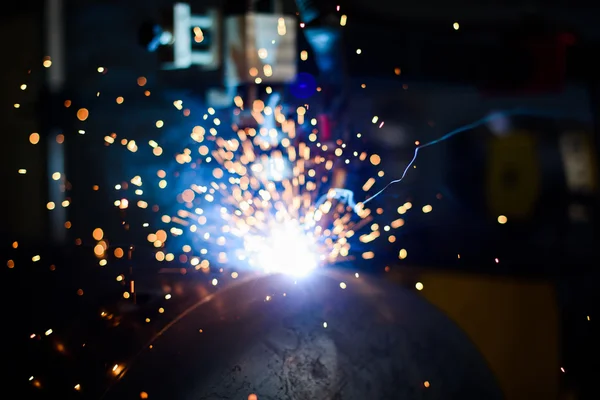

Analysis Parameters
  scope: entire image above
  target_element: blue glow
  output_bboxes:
[290,73,317,99]
[362,108,590,205]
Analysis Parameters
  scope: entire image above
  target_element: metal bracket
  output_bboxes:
[162,3,221,71]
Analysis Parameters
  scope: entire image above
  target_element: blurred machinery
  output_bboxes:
[138,1,344,115]
[140,2,299,106]
[140,3,222,70]
[139,0,347,188]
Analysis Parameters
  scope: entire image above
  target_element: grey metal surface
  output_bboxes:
[107,271,502,399]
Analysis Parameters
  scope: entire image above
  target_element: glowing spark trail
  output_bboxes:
[361,108,580,205]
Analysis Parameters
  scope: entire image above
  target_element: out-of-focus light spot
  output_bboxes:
[263,64,272,77]
[194,27,204,43]
[323,322,328,328]
[92,228,104,240]
[422,205,432,213]
[394,67,401,75]
[424,381,430,388]
[300,50,308,61]
[29,133,40,144]
[339,282,347,289]
[211,278,218,286]
[137,77,147,86]
[94,244,104,256]
[112,364,124,376]
[415,282,424,290]
[453,22,460,30]
[77,108,89,121]
[114,248,124,258]
[277,17,287,35]
[362,251,375,260]
[340,14,347,26]
[497,215,507,224]
[399,249,407,259]
[356,49,362,54]
[156,120,164,128]
[140,392,149,399]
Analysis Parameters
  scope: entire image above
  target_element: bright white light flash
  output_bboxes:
[244,220,319,276]
[263,156,291,181]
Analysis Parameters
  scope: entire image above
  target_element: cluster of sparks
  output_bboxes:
[14,57,420,398]
[105,93,407,277]
[8,4,593,398]
[8,7,454,398]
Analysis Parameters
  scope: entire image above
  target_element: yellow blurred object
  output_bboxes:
[487,132,540,219]
[417,271,558,400]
